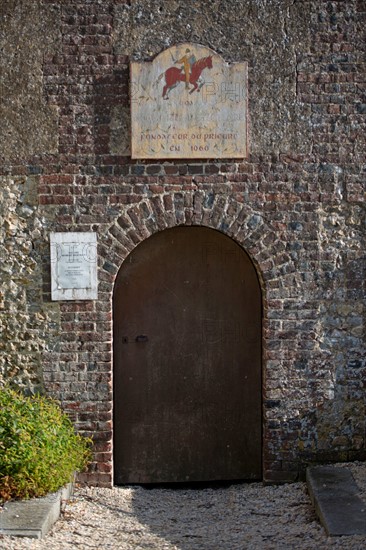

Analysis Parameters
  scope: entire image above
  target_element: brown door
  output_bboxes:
[113,226,262,483]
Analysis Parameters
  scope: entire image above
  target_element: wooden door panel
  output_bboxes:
[113,227,262,483]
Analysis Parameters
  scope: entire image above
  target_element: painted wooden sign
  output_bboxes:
[131,44,248,159]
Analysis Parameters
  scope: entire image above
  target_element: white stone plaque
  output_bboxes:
[131,43,248,159]
[50,232,98,301]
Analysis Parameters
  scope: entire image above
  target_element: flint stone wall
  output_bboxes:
[0,0,365,485]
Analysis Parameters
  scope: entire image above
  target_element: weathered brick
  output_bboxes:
[1,0,364,489]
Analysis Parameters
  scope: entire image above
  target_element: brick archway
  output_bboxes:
[102,192,277,287]
[96,191,288,485]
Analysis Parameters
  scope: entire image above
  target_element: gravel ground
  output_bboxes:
[1,462,366,550]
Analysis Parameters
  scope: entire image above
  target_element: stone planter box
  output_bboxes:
[0,481,73,539]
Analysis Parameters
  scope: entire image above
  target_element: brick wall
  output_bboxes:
[0,0,365,485]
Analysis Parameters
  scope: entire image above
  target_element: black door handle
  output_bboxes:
[135,335,148,343]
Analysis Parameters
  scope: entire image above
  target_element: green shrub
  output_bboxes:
[0,386,91,502]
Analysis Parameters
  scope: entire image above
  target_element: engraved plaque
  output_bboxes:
[131,43,248,159]
[50,232,98,301]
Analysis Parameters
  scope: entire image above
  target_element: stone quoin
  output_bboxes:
[0,0,365,486]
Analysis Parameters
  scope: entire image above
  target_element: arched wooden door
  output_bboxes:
[113,226,262,483]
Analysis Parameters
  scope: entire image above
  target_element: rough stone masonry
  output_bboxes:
[0,0,365,485]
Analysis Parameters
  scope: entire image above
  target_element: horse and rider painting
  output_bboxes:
[158,48,213,99]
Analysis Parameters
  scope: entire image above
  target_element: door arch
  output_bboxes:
[113,226,262,483]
